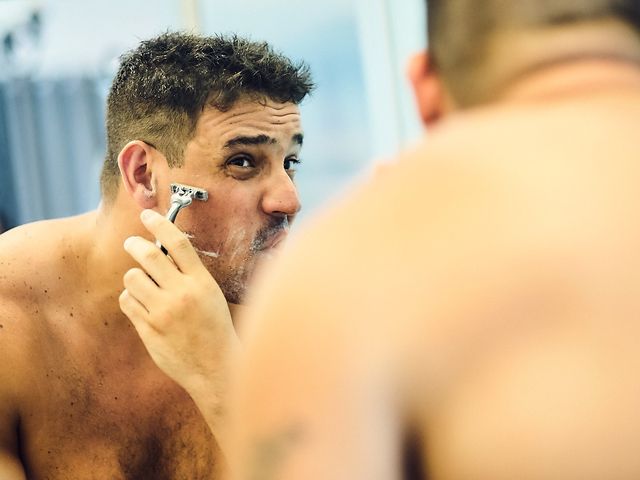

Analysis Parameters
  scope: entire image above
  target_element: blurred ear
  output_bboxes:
[117,141,160,208]
[407,50,447,128]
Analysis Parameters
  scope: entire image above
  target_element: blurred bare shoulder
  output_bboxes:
[237,94,640,478]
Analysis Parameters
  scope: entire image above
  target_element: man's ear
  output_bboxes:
[117,140,160,208]
[407,50,448,128]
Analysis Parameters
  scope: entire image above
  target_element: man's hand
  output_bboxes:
[119,209,239,451]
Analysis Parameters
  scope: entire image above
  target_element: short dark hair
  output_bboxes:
[427,0,640,105]
[101,31,314,200]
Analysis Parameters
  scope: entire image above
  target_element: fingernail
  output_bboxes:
[140,209,155,222]
[123,236,136,250]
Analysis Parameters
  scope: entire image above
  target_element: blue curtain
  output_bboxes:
[0,76,106,230]
[0,83,18,231]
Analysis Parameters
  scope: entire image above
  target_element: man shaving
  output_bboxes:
[125,0,640,478]
[0,31,313,479]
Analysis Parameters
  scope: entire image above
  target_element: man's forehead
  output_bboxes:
[204,98,301,123]
[198,99,303,147]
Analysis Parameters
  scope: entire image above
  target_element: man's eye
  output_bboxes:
[227,156,254,168]
[284,157,301,171]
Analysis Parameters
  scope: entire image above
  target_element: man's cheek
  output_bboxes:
[184,225,225,258]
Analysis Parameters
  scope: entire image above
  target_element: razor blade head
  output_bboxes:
[170,183,209,202]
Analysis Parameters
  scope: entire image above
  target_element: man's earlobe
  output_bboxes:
[118,141,159,208]
[407,50,446,128]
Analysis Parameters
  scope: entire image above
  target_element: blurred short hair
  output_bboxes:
[427,0,640,105]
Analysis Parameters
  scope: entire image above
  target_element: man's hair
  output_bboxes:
[100,32,314,200]
[427,0,640,105]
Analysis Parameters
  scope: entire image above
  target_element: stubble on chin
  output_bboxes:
[199,251,254,305]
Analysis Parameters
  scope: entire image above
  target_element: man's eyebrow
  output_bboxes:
[224,134,276,149]
[223,133,304,150]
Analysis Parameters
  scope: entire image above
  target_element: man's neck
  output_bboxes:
[500,57,640,104]
[484,19,640,105]
[83,197,149,318]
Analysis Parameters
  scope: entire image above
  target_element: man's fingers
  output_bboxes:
[139,209,206,275]
[123,235,181,288]
[119,289,160,345]
[122,267,163,309]
[119,288,150,322]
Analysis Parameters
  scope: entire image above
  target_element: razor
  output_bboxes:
[156,182,209,254]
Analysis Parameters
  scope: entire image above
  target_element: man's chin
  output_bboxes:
[218,280,247,305]
[217,268,254,306]
[220,287,246,306]
[200,251,281,305]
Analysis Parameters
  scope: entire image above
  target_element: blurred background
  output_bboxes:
[0,0,425,231]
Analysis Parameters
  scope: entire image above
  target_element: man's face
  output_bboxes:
[161,98,303,304]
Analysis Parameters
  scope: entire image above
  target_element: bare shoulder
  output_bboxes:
[0,220,64,395]
[0,214,93,297]
[0,216,94,476]
[235,97,640,478]
[243,95,640,396]
[0,214,93,389]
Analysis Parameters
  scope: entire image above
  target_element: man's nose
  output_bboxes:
[261,171,301,218]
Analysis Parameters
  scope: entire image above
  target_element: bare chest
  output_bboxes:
[20,314,221,479]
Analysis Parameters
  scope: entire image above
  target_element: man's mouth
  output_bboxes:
[251,218,290,253]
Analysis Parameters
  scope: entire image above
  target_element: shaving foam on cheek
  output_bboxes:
[184,232,221,258]
[195,248,220,258]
